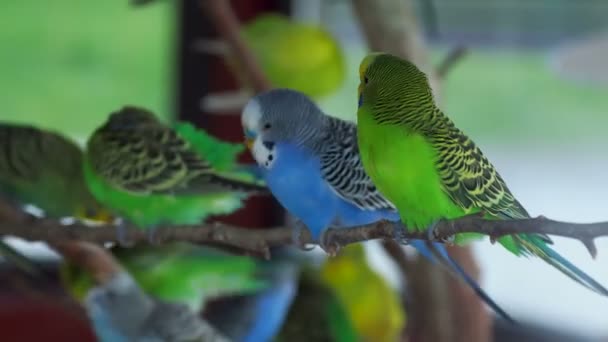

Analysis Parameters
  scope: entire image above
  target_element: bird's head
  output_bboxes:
[357,53,434,119]
[103,106,160,131]
[241,88,327,169]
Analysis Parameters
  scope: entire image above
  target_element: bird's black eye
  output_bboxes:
[263,123,271,130]
[364,77,369,84]
[85,208,97,218]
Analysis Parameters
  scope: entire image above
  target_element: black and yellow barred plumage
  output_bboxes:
[358,52,608,296]
[88,106,266,195]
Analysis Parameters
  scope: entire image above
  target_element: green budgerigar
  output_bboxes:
[356,52,608,296]
[0,123,110,221]
[62,244,270,311]
[84,106,266,229]
[0,123,112,274]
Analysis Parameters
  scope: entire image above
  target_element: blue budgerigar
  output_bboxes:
[241,88,513,322]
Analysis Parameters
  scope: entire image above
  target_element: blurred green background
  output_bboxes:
[0,0,173,142]
[2,0,607,145]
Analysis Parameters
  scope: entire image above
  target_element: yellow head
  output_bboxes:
[357,52,433,116]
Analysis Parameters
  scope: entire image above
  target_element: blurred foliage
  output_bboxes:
[241,13,346,99]
[0,0,173,142]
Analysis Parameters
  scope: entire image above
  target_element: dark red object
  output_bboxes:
[0,294,96,341]
[175,0,289,229]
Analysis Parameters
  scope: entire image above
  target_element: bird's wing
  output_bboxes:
[88,124,211,195]
[432,118,529,220]
[319,118,396,212]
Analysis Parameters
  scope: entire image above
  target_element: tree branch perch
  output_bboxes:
[1,211,606,258]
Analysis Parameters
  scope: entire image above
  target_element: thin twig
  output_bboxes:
[437,46,468,79]
[2,211,606,258]
[201,0,272,92]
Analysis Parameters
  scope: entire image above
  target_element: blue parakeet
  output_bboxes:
[84,270,231,342]
[241,88,512,321]
[203,249,300,342]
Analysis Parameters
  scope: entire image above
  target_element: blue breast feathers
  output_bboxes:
[262,142,399,241]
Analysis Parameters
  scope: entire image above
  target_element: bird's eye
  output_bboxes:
[263,123,271,130]
[85,208,97,218]
[364,76,369,85]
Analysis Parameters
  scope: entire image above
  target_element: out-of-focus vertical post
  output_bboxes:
[351,0,491,341]
[174,0,289,229]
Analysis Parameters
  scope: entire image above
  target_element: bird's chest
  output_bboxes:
[361,127,455,228]
[263,143,336,216]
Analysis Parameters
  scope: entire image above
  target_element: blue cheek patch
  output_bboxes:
[245,129,256,139]
[358,93,363,108]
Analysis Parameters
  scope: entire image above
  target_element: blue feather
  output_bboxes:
[240,262,298,342]
[264,142,397,240]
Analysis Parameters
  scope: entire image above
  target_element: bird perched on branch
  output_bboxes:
[64,244,299,342]
[0,123,112,275]
[241,88,512,321]
[84,106,266,238]
[356,52,608,296]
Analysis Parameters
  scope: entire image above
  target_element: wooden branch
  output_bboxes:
[351,1,482,339]
[2,211,606,258]
[201,0,272,92]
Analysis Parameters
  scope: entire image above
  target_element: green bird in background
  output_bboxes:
[62,244,270,312]
[240,13,346,99]
[0,123,112,275]
[84,106,266,232]
[276,267,358,342]
[320,244,405,342]
[63,244,300,342]
[356,52,608,296]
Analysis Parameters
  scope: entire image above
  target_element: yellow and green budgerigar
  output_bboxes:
[0,123,112,275]
[320,244,405,342]
[84,106,267,230]
[240,13,345,99]
[356,52,608,296]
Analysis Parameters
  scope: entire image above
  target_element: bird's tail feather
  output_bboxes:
[409,240,515,323]
[187,173,268,195]
[515,235,608,296]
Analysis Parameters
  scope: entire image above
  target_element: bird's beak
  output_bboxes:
[245,137,254,150]
[90,210,115,224]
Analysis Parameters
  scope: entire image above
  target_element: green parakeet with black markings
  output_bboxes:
[0,123,112,275]
[356,52,608,296]
[84,106,266,229]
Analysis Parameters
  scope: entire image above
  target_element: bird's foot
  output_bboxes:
[392,221,414,246]
[291,220,315,251]
[427,219,455,244]
[319,228,341,257]
[146,228,162,245]
[115,223,135,248]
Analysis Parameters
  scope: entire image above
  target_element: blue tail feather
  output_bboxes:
[408,240,515,323]
[533,241,608,297]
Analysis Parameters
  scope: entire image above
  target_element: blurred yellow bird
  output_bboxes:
[321,243,406,342]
